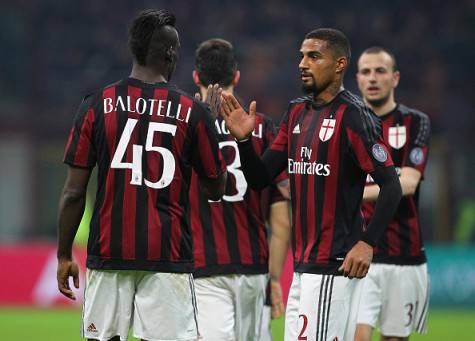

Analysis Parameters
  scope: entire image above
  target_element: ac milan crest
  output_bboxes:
[388,125,406,149]
[319,119,336,142]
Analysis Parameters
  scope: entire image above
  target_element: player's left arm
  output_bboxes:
[363,111,430,201]
[268,199,291,319]
[339,106,402,279]
[57,166,91,300]
[363,167,421,201]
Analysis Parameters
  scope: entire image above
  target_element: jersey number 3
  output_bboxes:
[111,118,177,189]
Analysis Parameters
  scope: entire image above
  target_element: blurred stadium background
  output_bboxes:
[0,0,474,340]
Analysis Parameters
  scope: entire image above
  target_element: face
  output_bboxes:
[299,39,343,95]
[356,52,400,107]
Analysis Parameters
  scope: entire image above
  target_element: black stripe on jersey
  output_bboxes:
[323,275,334,341]
[135,86,154,260]
[246,205,262,265]
[88,95,109,257]
[200,193,217,265]
[223,204,241,264]
[298,109,321,263]
[110,84,129,259]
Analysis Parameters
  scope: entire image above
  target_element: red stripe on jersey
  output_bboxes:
[99,86,117,258]
[210,203,231,264]
[73,108,95,167]
[316,104,346,263]
[408,198,421,257]
[387,221,400,256]
[168,95,192,260]
[190,173,206,267]
[121,85,142,259]
[64,127,74,161]
[147,88,169,260]
[233,201,253,264]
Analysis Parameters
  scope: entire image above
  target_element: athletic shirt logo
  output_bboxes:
[371,144,388,162]
[410,147,424,165]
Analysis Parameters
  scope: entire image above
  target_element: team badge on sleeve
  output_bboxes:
[319,119,336,141]
[388,126,406,149]
[410,147,424,165]
[371,143,388,162]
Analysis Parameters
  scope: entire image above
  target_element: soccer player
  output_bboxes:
[56,10,227,341]
[354,47,431,341]
[220,28,403,341]
[190,38,290,340]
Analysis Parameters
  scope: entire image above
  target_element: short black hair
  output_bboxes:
[195,38,237,87]
[128,9,176,66]
[360,46,398,71]
[305,28,351,62]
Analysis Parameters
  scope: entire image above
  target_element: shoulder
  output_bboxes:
[398,103,431,144]
[340,90,382,139]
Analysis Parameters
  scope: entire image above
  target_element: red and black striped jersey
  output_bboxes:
[268,90,394,274]
[362,104,430,265]
[63,77,226,273]
[191,114,286,277]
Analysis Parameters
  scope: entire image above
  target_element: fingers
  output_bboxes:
[249,101,257,117]
[58,275,76,300]
[339,257,353,277]
[221,92,233,116]
[194,92,201,101]
[228,93,241,111]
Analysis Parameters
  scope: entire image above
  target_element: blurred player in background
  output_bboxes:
[355,47,431,341]
[220,28,402,341]
[190,38,290,340]
[57,9,226,341]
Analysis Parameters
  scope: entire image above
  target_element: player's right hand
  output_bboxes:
[220,92,256,141]
[270,278,285,319]
[57,258,80,300]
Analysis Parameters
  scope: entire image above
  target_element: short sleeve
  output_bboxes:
[63,95,97,169]
[402,112,431,176]
[191,104,226,179]
[345,106,393,173]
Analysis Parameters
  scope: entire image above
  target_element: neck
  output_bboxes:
[201,85,233,99]
[314,81,344,106]
[365,94,396,116]
[130,63,168,84]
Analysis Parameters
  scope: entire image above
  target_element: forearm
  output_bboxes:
[268,202,291,280]
[363,173,419,202]
[57,189,86,260]
[362,184,380,202]
[237,139,287,190]
[361,167,402,246]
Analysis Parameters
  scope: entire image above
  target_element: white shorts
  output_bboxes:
[259,306,272,341]
[194,274,267,341]
[284,272,363,341]
[357,263,429,337]
[82,269,198,341]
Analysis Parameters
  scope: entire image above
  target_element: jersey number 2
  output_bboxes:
[111,118,177,189]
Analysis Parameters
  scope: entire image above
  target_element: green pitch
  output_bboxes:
[0,308,473,340]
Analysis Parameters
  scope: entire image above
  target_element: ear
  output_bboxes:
[335,56,348,74]
[231,70,241,86]
[393,70,401,88]
[166,46,175,62]
[192,70,202,87]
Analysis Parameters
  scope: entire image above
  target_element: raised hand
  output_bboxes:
[338,240,373,279]
[220,92,256,141]
[196,84,222,119]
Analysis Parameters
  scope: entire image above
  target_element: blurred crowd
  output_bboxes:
[0,0,474,241]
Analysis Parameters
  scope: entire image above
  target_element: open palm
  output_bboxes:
[220,92,256,140]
